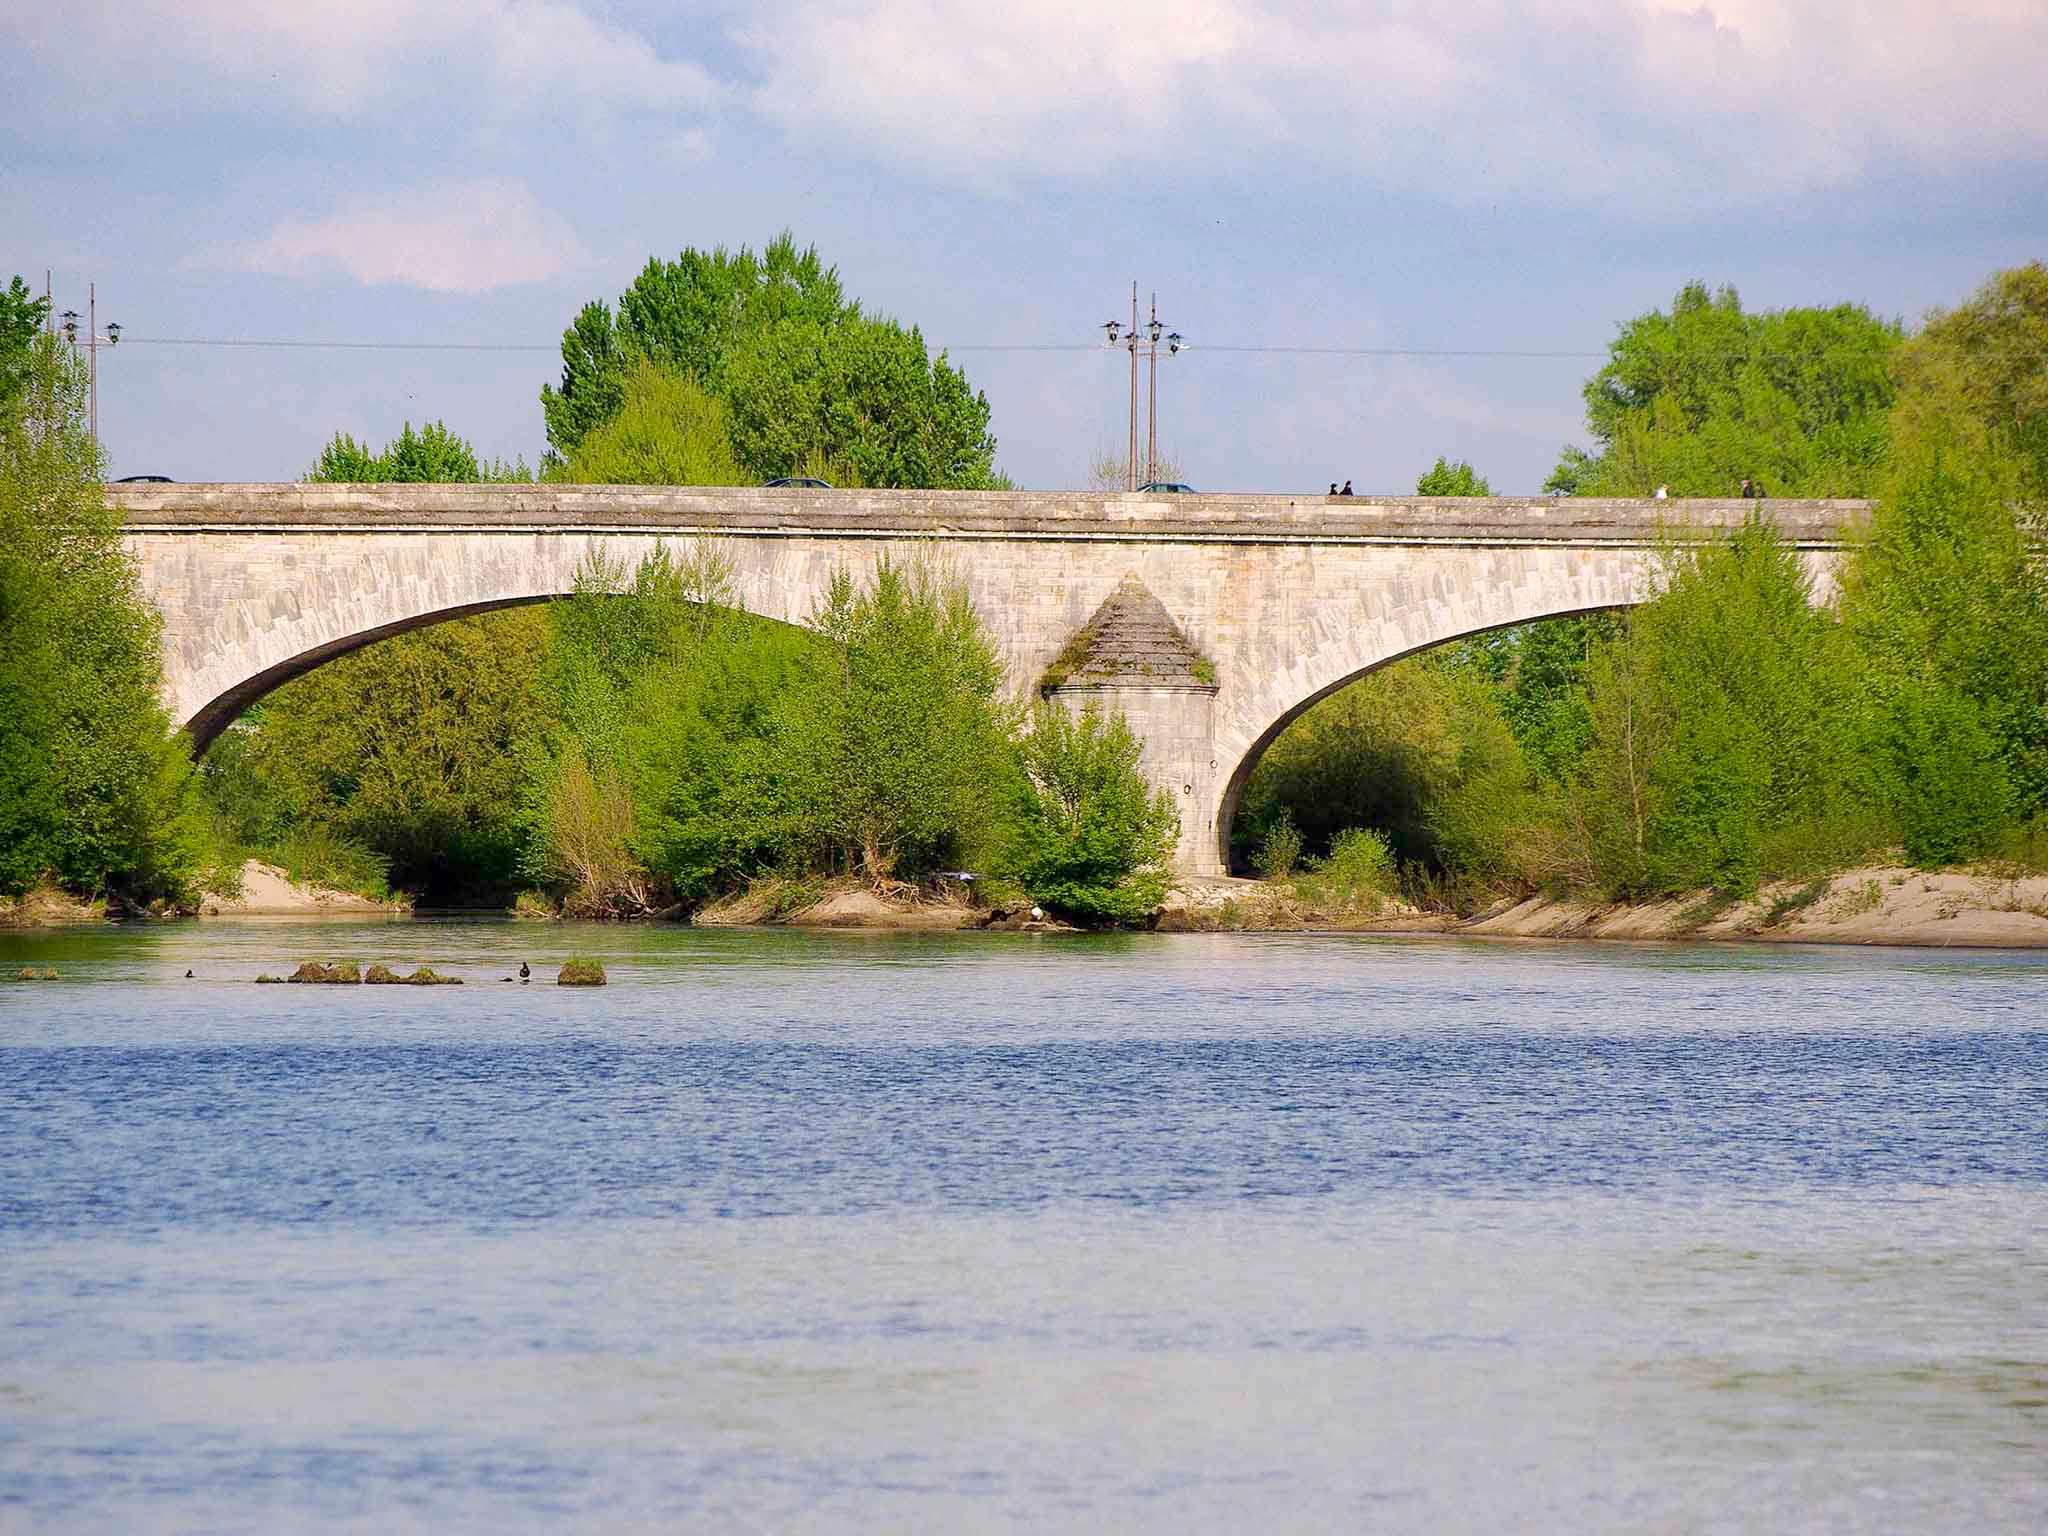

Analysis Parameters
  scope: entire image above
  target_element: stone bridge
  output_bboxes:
[113,484,1867,876]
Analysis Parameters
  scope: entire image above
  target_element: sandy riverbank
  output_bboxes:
[1161,865,2048,948]
[199,861,403,917]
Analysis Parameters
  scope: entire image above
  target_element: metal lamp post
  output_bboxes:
[58,283,121,451]
[1102,285,1185,490]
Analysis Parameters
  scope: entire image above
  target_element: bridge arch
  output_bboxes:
[1202,545,1841,873]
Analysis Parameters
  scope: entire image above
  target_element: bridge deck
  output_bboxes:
[111,484,1869,547]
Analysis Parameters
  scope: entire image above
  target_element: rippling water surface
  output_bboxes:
[3,922,2045,1532]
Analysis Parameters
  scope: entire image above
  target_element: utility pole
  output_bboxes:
[1146,293,1160,486]
[58,284,121,458]
[1102,286,1185,491]
[1127,282,1139,491]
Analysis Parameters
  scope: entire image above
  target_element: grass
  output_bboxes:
[557,957,607,986]
[1668,891,1739,935]
[1822,878,1885,920]
[1761,877,1833,928]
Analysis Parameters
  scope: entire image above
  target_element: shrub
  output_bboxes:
[557,957,607,986]
[782,556,1019,882]
[1293,827,1400,912]
[1003,704,1180,923]
[1254,814,1303,878]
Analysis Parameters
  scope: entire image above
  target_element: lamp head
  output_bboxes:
[60,310,79,341]
[105,322,121,345]
[1167,332,1183,354]
[1102,320,1121,344]
[1148,318,1163,342]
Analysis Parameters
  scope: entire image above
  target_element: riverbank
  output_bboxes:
[1162,865,2048,948]
[695,876,1074,932]
[200,860,405,918]
[1,861,403,927]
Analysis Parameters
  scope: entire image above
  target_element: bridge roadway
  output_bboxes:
[113,484,1867,875]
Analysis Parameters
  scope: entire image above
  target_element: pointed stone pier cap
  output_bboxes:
[1041,573,1218,692]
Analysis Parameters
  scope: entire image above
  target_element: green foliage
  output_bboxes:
[0,328,205,902]
[541,233,998,487]
[1291,827,1400,912]
[207,610,551,901]
[1,275,50,416]
[1553,281,1900,497]
[554,360,744,486]
[1834,426,2048,863]
[204,417,545,902]
[1574,518,1860,896]
[1253,813,1302,878]
[1894,262,2048,512]
[307,419,529,483]
[1004,704,1180,922]
[782,556,1020,880]
[1416,457,1492,496]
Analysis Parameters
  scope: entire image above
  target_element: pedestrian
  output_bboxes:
[1329,482,1338,496]
[1739,477,1754,499]
[1654,484,1669,499]
[1340,479,1353,496]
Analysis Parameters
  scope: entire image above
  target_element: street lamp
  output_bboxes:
[1102,284,1186,490]
[58,283,121,450]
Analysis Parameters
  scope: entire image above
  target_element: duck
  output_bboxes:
[519,961,531,982]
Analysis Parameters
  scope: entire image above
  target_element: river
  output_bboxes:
[3,920,2044,1532]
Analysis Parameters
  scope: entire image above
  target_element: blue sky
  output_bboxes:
[6,0,2044,493]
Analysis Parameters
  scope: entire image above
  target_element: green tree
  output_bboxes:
[1893,262,2048,514]
[541,233,998,487]
[1005,704,1180,922]
[781,557,1019,880]
[307,420,528,482]
[1552,282,1901,497]
[0,328,206,901]
[1416,457,1491,496]
[213,612,551,900]
[520,543,825,910]
[1,275,49,416]
[555,360,744,486]
[1574,518,1861,895]
[1834,426,2048,862]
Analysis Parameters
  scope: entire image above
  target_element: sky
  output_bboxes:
[5,0,2045,494]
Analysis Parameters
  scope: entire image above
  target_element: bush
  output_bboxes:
[1003,704,1180,923]
[1253,814,1303,878]
[1292,827,1400,912]
[780,556,1019,882]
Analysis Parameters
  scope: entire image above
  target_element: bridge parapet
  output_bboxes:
[110,483,1867,547]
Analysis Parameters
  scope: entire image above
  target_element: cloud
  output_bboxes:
[8,0,720,120]
[737,0,2048,210]
[226,178,590,293]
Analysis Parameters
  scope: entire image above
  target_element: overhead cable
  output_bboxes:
[120,335,1604,361]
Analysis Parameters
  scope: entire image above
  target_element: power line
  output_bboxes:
[121,335,1604,360]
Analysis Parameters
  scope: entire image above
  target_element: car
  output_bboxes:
[114,474,174,483]
[1136,480,1195,493]
[763,476,832,489]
